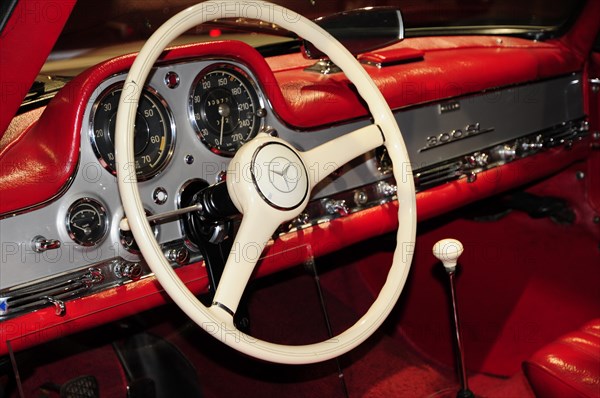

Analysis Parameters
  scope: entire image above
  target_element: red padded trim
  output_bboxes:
[0,139,588,355]
[0,105,80,216]
[524,319,600,398]
[559,331,600,360]
[524,362,593,398]
[0,0,75,139]
[0,108,44,153]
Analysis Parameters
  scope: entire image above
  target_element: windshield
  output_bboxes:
[45,0,584,75]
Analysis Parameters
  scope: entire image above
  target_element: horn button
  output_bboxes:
[251,143,309,210]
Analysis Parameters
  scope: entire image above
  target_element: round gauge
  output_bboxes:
[190,65,264,155]
[90,84,175,181]
[66,198,109,246]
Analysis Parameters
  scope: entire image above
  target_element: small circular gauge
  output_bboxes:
[189,65,264,155]
[90,84,175,181]
[66,198,109,246]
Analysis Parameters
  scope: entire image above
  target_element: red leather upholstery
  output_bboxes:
[523,319,600,398]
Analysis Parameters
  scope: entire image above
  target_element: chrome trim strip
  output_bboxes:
[213,301,235,317]
[0,239,202,320]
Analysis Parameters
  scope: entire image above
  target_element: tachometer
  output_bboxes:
[190,65,264,155]
[90,84,175,181]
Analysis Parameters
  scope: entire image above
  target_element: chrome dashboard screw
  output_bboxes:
[256,108,267,118]
[354,190,368,206]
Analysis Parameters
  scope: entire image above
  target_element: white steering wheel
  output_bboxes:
[115,0,416,364]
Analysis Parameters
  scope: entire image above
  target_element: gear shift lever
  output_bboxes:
[433,239,474,398]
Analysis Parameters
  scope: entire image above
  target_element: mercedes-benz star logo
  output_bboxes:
[268,156,300,193]
[252,143,309,210]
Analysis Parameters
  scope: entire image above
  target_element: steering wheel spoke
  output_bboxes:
[211,204,283,316]
[302,124,385,188]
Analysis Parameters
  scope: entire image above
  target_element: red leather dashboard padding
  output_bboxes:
[523,319,600,398]
[0,102,81,215]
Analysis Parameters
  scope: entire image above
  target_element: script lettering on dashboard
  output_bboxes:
[419,123,495,152]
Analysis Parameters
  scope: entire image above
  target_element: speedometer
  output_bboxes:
[190,64,265,155]
[90,84,175,181]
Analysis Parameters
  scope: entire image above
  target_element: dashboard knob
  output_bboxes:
[522,141,544,151]
[377,181,397,197]
[323,199,349,217]
[32,235,61,253]
[473,152,489,167]
[293,212,310,226]
[114,261,143,281]
[166,247,190,265]
[490,144,516,162]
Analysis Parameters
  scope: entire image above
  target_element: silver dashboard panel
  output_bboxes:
[399,74,584,169]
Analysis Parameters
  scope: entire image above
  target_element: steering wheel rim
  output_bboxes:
[115,0,416,364]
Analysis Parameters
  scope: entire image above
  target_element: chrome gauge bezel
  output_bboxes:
[89,82,176,181]
[188,63,266,156]
[65,197,110,247]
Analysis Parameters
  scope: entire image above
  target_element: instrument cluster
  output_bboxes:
[89,62,266,184]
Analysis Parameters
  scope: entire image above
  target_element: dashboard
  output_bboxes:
[0,37,591,345]
[0,52,386,318]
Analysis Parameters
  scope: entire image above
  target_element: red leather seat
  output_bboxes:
[523,319,600,398]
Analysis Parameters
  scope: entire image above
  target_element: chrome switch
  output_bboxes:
[32,235,61,253]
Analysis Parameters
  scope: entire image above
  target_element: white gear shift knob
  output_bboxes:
[433,238,464,272]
